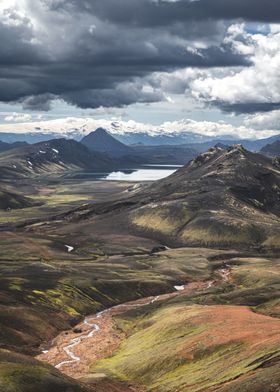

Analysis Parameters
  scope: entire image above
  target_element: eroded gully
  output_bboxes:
[37,264,231,377]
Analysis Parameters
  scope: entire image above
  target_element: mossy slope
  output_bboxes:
[0,350,88,392]
[92,304,280,392]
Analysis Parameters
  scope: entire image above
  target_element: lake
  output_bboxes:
[69,164,182,181]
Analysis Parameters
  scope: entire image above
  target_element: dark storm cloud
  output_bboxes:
[217,102,280,114]
[60,0,280,25]
[0,0,276,110]
[0,38,250,110]
[63,83,165,109]
[21,94,56,111]
[0,18,47,66]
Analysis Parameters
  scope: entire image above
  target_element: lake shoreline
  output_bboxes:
[66,164,183,181]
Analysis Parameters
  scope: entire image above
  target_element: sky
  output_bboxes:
[0,0,280,139]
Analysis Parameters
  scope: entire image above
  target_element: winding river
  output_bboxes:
[55,295,160,369]
[39,265,231,375]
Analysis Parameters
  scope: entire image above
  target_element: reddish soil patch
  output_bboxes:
[37,274,221,378]
[38,187,54,196]
[180,305,280,351]
[85,377,147,392]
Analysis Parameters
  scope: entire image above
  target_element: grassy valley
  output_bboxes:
[2,0,280,390]
[1,144,280,391]
[38,145,280,251]
[90,253,280,392]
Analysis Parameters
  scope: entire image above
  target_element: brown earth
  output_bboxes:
[37,267,229,378]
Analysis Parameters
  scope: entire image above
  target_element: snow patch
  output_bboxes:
[207,281,214,289]
[174,285,185,291]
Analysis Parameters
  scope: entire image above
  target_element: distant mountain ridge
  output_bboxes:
[185,134,280,152]
[113,131,213,146]
[61,144,280,250]
[261,140,280,157]
[81,128,132,157]
[0,138,114,178]
[1,128,280,152]
[2,128,280,172]
[81,128,198,164]
[131,145,280,249]
[0,140,28,153]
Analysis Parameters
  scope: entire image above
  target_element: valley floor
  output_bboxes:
[1,178,280,392]
[37,267,229,378]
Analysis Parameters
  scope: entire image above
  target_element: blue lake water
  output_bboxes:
[69,164,182,181]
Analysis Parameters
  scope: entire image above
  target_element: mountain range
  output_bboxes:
[55,144,280,250]
[80,128,198,164]
[0,138,114,178]
[81,127,132,157]
[0,131,197,179]
[0,141,28,153]
[113,132,280,151]
[1,139,280,392]
[0,127,280,151]
[1,129,280,180]
[261,140,280,157]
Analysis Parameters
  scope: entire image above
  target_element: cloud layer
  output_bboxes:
[191,25,280,113]
[0,116,278,140]
[0,0,272,112]
[0,0,280,136]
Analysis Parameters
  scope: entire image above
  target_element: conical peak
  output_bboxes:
[94,128,109,135]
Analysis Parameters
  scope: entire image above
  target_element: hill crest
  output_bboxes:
[81,128,132,157]
[0,138,113,178]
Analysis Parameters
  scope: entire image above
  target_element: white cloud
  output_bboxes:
[0,116,278,140]
[245,110,280,130]
[270,24,280,34]
[0,0,17,13]
[4,112,32,122]
[190,25,280,110]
